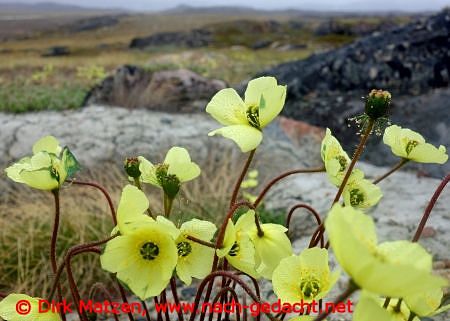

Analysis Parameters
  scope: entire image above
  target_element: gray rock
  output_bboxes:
[84,67,227,113]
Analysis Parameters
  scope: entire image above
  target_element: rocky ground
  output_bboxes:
[257,9,450,178]
[1,105,449,321]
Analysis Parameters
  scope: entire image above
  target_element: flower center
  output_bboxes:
[405,140,419,155]
[140,242,159,260]
[228,242,240,257]
[177,241,192,257]
[336,155,348,172]
[349,188,365,206]
[299,277,321,300]
[246,105,260,129]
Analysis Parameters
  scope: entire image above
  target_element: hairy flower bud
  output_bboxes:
[124,157,141,178]
[365,89,392,119]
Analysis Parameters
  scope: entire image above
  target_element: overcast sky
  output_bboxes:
[2,0,449,12]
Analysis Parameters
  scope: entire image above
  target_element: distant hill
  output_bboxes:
[0,2,125,14]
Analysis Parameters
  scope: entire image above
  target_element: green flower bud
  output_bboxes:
[124,157,141,178]
[365,89,392,119]
[156,164,181,199]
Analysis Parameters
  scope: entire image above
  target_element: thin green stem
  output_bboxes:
[164,193,174,217]
[373,159,409,184]
[230,149,256,208]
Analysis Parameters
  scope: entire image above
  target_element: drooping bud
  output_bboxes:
[124,157,141,178]
[365,89,392,119]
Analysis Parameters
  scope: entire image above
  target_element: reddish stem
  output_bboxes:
[286,204,323,246]
[67,179,117,225]
[209,287,241,321]
[89,283,120,321]
[412,174,449,242]
[253,167,325,208]
[314,281,358,321]
[230,150,256,208]
[51,189,66,321]
[170,277,184,321]
[373,159,409,184]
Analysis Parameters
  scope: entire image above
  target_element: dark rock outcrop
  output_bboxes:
[42,46,70,57]
[68,15,120,33]
[130,29,212,49]
[84,66,226,113]
[257,9,450,178]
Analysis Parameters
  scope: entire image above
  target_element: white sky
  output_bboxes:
[2,0,449,12]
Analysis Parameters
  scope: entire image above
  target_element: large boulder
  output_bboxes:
[130,29,212,49]
[83,66,226,113]
[255,9,450,178]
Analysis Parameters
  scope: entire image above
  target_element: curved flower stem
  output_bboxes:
[189,271,278,321]
[333,119,374,204]
[230,150,256,208]
[170,277,184,321]
[253,166,325,208]
[286,204,322,245]
[89,282,120,321]
[48,235,117,302]
[412,174,449,242]
[154,296,163,321]
[116,281,136,321]
[373,159,409,184]
[254,213,264,237]
[186,235,216,248]
[160,290,171,321]
[209,287,241,321]
[313,281,359,321]
[50,189,66,321]
[67,179,117,225]
[66,247,101,321]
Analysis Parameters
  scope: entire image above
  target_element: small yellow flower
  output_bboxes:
[321,128,351,186]
[325,204,447,298]
[216,218,259,279]
[383,125,448,164]
[239,210,293,279]
[272,247,339,303]
[343,170,382,209]
[206,76,286,152]
[5,136,79,191]
[0,293,61,321]
[138,147,200,199]
[101,220,179,300]
[175,219,217,285]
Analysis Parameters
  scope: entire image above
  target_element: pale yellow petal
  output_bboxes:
[209,125,263,153]
[206,88,247,126]
[32,135,61,155]
[138,156,160,186]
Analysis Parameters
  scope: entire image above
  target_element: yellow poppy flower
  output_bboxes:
[238,210,292,279]
[206,76,286,152]
[353,292,396,321]
[405,288,449,318]
[383,125,448,164]
[342,170,382,209]
[320,128,351,186]
[325,204,447,298]
[272,247,339,304]
[5,136,79,190]
[216,219,259,278]
[100,220,179,300]
[138,147,200,199]
[175,219,217,285]
[0,293,61,321]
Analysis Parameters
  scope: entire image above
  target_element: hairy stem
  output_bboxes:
[286,204,322,245]
[373,159,409,184]
[253,166,325,208]
[186,235,216,248]
[230,150,256,208]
